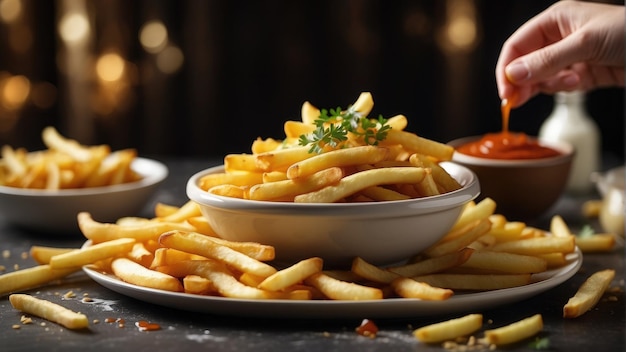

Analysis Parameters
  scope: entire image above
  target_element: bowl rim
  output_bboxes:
[0,157,169,197]
[448,136,575,167]
[186,162,480,216]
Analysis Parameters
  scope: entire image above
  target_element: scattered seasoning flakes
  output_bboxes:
[20,315,33,324]
[0,265,6,272]
[442,336,495,351]
[12,325,21,330]
[105,317,126,328]
[13,264,19,270]
[63,291,76,299]
[20,252,28,259]
[2,249,10,259]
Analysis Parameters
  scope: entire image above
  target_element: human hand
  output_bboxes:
[495,1,625,107]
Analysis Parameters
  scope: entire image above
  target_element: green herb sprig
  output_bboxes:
[298,105,391,154]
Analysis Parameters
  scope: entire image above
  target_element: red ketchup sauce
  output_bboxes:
[456,98,561,160]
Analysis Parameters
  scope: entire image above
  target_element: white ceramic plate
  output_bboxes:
[83,247,581,319]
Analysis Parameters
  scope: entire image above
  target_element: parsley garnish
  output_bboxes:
[528,336,550,350]
[577,224,595,238]
[298,105,391,154]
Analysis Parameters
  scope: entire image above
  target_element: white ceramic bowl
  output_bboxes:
[0,157,168,234]
[187,162,480,268]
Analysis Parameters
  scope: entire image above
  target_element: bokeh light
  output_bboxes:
[0,0,21,24]
[156,45,184,74]
[139,20,168,54]
[58,12,90,44]
[96,53,125,82]
[1,74,30,110]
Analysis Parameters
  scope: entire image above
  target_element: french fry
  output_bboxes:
[448,197,497,234]
[304,272,383,300]
[1,145,27,177]
[49,238,136,269]
[251,137,283,154]
[423,218,491,257]
[207,184,246,198]
[409,153,461,192]
[380,129,454,161]
[391,277,454,300]
[385,114,408,131]
[412,273,532,290]
[127,242,155,267]
[224,153,263,173]
[483,314,543,346]
[300,101,320,125]
[254,146,314,172]
[9,294,89,330]
[158,260,309,300]
[286,146,388,180]
[358,186,411,201]
[0,265,78,296]
[29,246,75,265]
[351,91,375,116]
[199,171,263,190]
[150,248,207,269]
[161,230,275,261]
[413,314,483,343]
[159,231,277,277]
[575,234,616,252]
[294,167,426,203]
[459,251,548,274]
[563,269,615,318]
[257,257,323,291]
[413,168,441,197]
[247,167,343,201]
[284,120,316,139]
[182,275,214,295]
[155,200,201,223]
[78,211,196,243]
[111,258,183,292]
[351,256,400,284]
[42,126,93,162]
[154,202,180,217]
[550,215,573,237]
[388,248,474,277]
[489,236,576,256]
[185,216,219,237]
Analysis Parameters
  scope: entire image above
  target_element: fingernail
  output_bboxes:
[505,61,531,83]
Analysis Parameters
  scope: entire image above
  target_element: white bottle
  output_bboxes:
[539,91,601,194]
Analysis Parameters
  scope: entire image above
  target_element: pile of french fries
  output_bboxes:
[0,126,141,190]
[201,92,462,202]
[0,196,610,302]
[1,93,618,343]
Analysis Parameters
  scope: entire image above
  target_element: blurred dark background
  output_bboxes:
[0,0,623,164]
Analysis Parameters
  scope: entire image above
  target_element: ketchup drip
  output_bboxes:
[456,97,561,160]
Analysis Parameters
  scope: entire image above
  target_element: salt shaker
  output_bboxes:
[538,91,601,194]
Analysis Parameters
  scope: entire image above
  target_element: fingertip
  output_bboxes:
[505,61,531,83]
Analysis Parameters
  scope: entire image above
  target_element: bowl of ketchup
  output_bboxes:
[448,99,574,220]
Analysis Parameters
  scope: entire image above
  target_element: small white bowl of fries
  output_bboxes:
[0,127,168,234]
[187,92,480,267]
